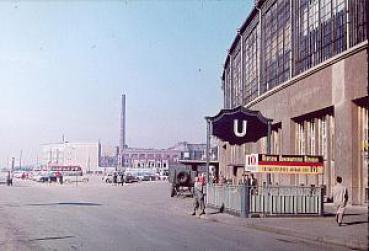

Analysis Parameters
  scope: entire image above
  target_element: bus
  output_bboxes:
[49,165,83,177]
[48,165,85,183]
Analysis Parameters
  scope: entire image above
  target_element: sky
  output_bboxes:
[0,0,252,166]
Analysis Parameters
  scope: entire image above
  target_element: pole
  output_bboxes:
[11,157,15,172]
[267,121,272,185]
[206,118,210,184]
[19,150,22,170]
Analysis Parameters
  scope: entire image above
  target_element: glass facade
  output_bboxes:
[262,0,291,92]
[232,43,242,107]
[242,27,258,104]
[223,0,367,108]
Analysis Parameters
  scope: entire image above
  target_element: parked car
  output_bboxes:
[102,173,113,183]
[32,172,49,182]
[142,172,157,181]
[13,171,25,179]
[103,171,124,183]
[124,172,139,183]
[159,170,169,181]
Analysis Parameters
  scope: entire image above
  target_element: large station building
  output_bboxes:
[218,0,368,205]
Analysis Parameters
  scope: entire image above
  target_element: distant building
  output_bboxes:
[168,142,206,160]
[121,147,179,169]
[99,145,119,168]
[41,142,101,173]
[119,142,214,169]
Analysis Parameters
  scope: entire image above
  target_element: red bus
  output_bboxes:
[49,165,83,177]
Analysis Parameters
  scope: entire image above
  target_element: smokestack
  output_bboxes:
[120,94,126,150]
[119,94,126,168]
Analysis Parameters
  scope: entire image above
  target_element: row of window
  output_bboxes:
[223,0,367,108]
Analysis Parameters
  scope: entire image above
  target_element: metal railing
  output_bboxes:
[207,184,323,217]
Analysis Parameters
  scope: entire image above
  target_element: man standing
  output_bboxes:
[239,173,250,186]
[120,173,124,186]
[113,172,118,186]
[250,173,258,195]
[192,176,205,216]
[331,176,348,226]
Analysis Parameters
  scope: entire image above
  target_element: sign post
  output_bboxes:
[206,106,272,187]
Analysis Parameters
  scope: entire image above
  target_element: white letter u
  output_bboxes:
[233,119,247,137]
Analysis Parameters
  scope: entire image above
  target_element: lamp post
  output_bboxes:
[266,121,272,185]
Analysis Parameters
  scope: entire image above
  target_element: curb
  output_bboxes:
[201,213,368,251]
[244,223,369,251]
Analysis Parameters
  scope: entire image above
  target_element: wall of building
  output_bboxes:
[218,0,368,204]
[121,148,180,169]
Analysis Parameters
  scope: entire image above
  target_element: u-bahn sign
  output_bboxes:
[245,154,324,175]
[206,106,272,145]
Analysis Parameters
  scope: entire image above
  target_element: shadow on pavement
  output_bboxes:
[343,221,369,226]
[207,211,222,215]
[28,235,75,242]
[323,213,363,217]
[176,194,193,199]
[26,202,102,207]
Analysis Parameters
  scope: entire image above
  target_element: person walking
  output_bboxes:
[6,171,12,186]
[331,176,348,226]
[192,176,205,216]
[113,172,118,186]
[120,173,124,186]
[250,173,258,195]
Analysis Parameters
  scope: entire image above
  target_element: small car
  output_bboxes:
[124,172,139,183]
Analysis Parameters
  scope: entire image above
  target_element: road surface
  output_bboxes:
[0,178,348,251]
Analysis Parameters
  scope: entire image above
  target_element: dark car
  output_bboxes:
[142,172,157,181]
[124,172,139,183]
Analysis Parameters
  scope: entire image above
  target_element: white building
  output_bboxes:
[41,142,101,173]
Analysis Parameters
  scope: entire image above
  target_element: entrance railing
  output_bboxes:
[207,184,323,217]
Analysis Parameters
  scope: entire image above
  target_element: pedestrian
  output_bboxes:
[212,174,218,184]
[239,173,250,186]
[55,171,61,184]
[219,174,226,186]
[331,176,348,226]
[192,176,205,216]
[113,172,117,186]
[7,171,12,186]
[120,173,124,186]
[250,173,258,195]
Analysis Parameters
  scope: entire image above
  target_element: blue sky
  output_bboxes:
[0,0,251,165]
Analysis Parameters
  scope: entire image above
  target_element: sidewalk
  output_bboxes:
[200,204,368,250]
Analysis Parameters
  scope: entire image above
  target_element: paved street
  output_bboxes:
[0,178,361,251]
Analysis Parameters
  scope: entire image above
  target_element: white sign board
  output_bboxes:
[245,154,258,172]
